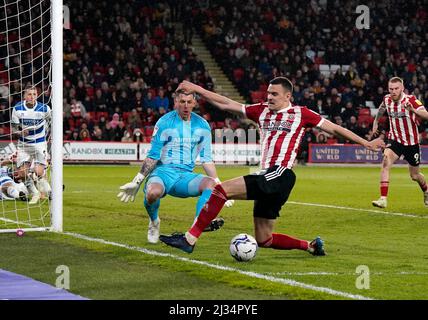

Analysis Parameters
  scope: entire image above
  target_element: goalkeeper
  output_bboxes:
[118,90,234,243]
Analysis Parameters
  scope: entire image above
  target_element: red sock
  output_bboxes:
[189,184,228,238]
[259,233,308,251]
[419,182,428,192]
[380,181,389,197]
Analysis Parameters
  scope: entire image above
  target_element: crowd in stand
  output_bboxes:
[62,0,220,143]
[190,0,428,145]
[2,0,426,156]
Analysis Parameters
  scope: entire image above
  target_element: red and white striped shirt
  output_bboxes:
[243,102,324,169]
[384,94,425,146]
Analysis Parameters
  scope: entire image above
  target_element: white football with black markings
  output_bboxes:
[230,233,258,262]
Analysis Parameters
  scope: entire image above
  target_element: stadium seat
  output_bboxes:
[319,64,330,77]
[250,91,265,103]
[233,68,244,82]
[258,83,268,92]
[365,101,375,109]
[358,115,374,126]
[148,88,157,97]
[144,126,154,136]
[260,34,272,43]
[96,111,109,120]
[87,111,96,121]
[358,108,371,116]
[341,65,350,73]
[230,120,239,130]
[122,112,131,122]
[216,121,225,129]
[86,87,94,98]
[266,42,281,51]
[330,64,340,73]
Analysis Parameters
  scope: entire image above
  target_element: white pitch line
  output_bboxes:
[63,231,373,300]
[288,201,428,219]
[269,271,428,276]
[67,191,428,219]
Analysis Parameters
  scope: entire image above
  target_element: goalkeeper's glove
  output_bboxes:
[117,172,145,203]
[214,177,235,208]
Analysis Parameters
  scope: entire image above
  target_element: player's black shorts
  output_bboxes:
[244,166,296,219]
[386,140,421,166]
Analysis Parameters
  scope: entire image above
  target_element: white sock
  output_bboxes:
[185,232,197,245]
[7,186,19,199]
[150,217,160,225]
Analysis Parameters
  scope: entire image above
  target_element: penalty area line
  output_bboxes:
[288,201,428,219]
[63,231,373,300]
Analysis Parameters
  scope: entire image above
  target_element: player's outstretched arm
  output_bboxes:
[177,81,244,114]
[371,101,386,139]
[117,157,158,203]
[319,119,385,151]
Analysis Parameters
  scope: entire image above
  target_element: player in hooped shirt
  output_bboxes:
[11,86,51,204]
[160,77,384,255]
[371,77,428,208]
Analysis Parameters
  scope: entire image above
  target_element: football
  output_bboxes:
[229,233,258,262]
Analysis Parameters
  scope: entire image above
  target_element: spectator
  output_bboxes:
[153,88,169,111]
[102,122,115,141]
[144,91,156,109]
[79,128,92,141]
[341,102,358,123]
[70,130,80,141]
[114,121,128,141]
[128,108,142,130]
[92,126,104,141]
[70,99,87,120]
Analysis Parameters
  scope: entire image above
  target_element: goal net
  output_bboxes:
[0,0,62,233]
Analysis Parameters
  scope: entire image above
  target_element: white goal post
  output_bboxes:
[51,0,63,232]
[0,0,63,233]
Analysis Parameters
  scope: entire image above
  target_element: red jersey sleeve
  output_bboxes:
[300,107,325,128]
[243,103,266,122]
[408,95,425,111]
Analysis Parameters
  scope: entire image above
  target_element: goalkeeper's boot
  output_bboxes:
[372,197,387,208]
[159,232,194,253]
[147,218,160,244]
[203,217,224,232]
[308,236,326,256]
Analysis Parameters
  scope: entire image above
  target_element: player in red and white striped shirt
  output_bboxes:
[160,77,384,255]
[371,77,428,208]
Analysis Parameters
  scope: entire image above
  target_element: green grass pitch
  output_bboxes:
[1,164,428,300]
